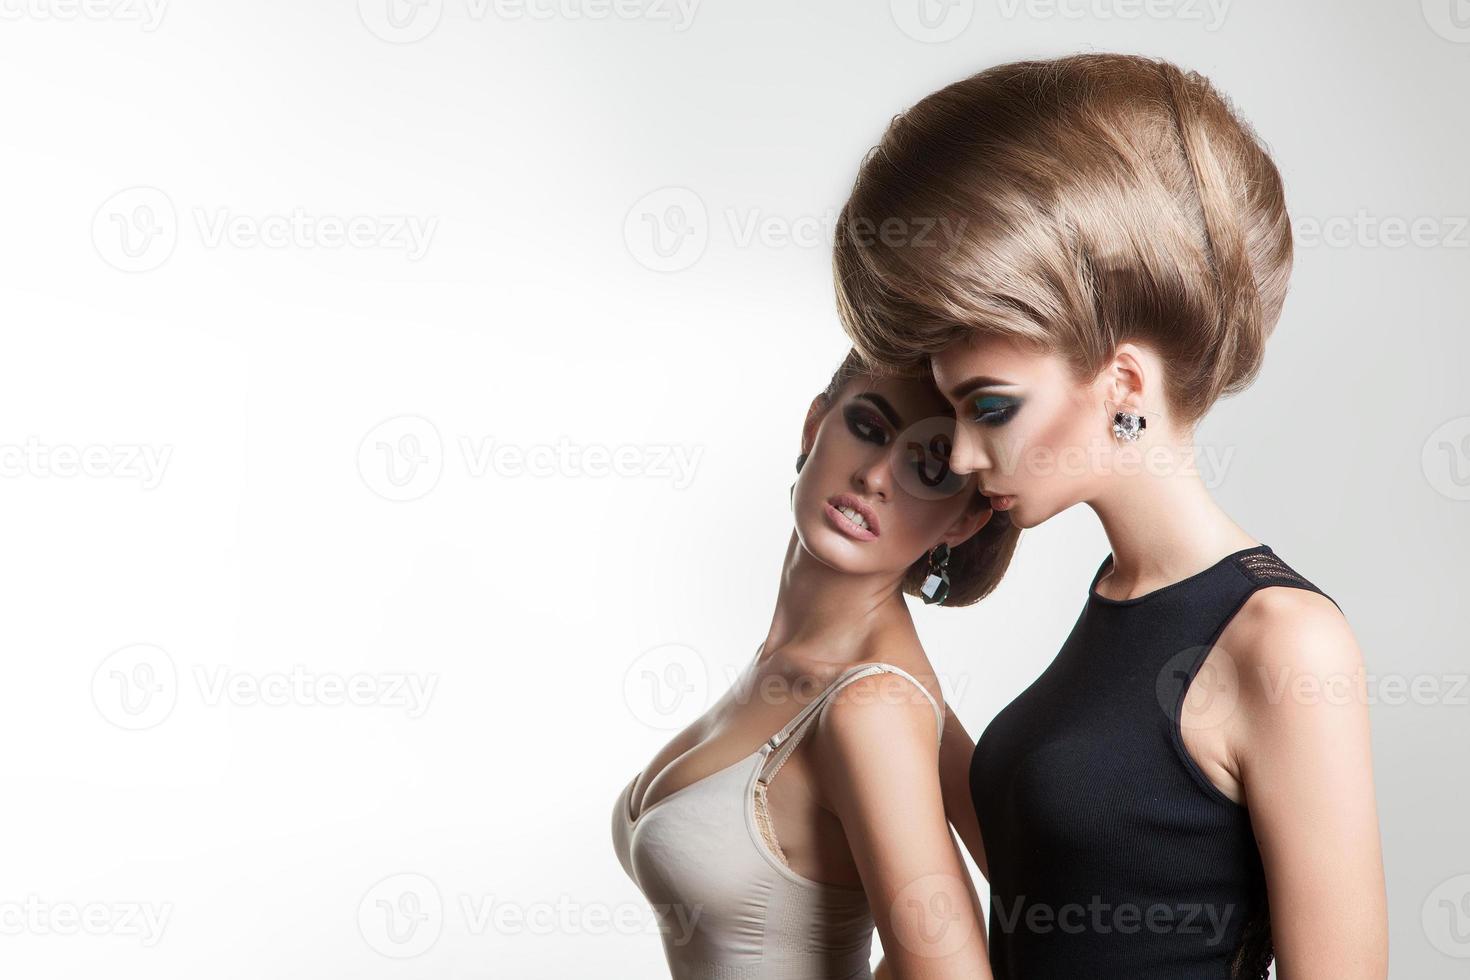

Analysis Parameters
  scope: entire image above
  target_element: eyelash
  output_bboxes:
[844,406,890,445]
[971,400,1020,427]
[845,405,964,491]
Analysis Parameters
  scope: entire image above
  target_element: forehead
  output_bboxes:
[842,371,952,422]
[929,333,1057,393]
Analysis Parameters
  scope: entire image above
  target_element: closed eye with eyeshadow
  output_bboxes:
[972,395,1021,427]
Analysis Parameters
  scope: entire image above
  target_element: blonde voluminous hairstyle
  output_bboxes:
[832,53,1293,427]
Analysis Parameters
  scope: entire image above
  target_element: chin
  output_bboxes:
[795,517,875,575]
[1008,496,1070,529]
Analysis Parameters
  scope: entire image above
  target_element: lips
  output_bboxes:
[825,493,880,541]
[983,489,1016,512]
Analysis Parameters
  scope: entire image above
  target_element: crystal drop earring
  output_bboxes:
[919,543,951,605]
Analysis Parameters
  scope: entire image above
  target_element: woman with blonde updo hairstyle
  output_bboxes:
[840,54,1388,980]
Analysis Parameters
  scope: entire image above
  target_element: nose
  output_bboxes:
[852,450,891,501]
[946,423,990,476]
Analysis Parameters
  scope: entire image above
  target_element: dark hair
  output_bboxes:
[812,349,1021,607]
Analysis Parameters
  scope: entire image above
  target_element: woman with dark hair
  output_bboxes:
[612,351,1017,979]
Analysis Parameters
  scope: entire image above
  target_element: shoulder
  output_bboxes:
[1225,584,1360,679]
[1220,585,1368,739]
[814,664,945,760]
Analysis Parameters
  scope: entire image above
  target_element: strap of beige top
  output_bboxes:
[756,663,944,785]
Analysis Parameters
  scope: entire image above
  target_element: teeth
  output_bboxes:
[837,505,869,530]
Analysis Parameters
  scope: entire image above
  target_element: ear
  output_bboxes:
[800,394,827,456]
[1096,341,1151,410]
[938,489,995,549]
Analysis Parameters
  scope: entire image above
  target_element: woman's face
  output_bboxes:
[929,333,1113,530]
[792,373,992,581]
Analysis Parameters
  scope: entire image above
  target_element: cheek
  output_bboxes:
[1005,396,1101,493]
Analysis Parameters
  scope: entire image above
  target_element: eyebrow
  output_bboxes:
[948,375,1017,401]
[854,392,903,428]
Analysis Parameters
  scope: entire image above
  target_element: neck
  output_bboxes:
[1087,439,1258,597]
[759,531,914,664]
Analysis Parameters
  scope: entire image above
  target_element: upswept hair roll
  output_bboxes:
[814,350,1020,607]
[833,53,1293,426]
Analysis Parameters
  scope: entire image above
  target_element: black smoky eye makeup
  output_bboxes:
[971,394,1022,427]
[842,404,890,445]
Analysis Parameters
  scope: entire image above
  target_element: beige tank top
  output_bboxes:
[610,662,945,980]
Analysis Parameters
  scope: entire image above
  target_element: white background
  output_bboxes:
[1,1,1466,977]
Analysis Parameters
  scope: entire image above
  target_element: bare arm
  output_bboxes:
[1227,589,1389,978]
[816,673,992,980]
[939,704,988,881]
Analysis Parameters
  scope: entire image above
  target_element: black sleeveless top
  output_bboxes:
[969,543,1338,980]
